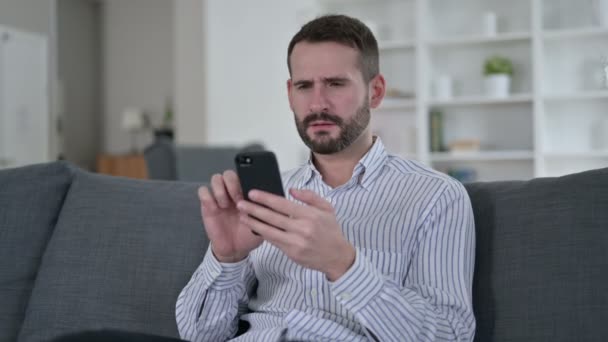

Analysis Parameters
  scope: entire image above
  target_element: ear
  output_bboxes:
[287,79,294,111]
[368,74,386,109]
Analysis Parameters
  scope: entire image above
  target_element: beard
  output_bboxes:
[294,99,371,155]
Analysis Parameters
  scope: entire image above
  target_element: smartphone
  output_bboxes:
[235,151,285,201]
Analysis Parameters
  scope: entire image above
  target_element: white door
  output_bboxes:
[0,25,49,169]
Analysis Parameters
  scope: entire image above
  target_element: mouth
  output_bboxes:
[308,121,337,129]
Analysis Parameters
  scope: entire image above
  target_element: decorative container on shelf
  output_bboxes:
[482,11,498,37]
[483,56,513,98]
[582,55,608,90]
[596,0,608,27]
[448,139,481,153]
[433,75,454,100]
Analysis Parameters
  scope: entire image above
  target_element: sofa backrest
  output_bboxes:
[4,162,607,341]
[0,162,75,342]
[465,167,608,342]
[16,165,209,342]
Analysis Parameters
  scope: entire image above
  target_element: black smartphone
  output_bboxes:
[235,151,285,201]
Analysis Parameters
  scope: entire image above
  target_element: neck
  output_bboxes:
[312,131,374,188]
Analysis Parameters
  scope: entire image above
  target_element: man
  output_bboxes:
[176,14,476,342]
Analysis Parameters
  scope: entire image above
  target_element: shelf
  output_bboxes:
[430,150,534,162]
[543,151,608,159]
[376,98,416,111]
[429,93,533,107]
[319,0,380,5]
[428,32,532,47]
[543,90,608,101]
[314,0,607,180]
[543,27,608,40]
[379,40,416,51]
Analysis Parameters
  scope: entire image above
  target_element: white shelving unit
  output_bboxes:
[428,32,532,47]
[314,0,608,181]
[430,150,535,162]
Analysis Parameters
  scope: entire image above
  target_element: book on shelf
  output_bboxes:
[430,109,444,152]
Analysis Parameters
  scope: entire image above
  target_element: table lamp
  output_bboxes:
[121,107,148,154]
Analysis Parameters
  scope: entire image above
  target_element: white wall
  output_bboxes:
[102,0,173,154]
[202,0,319,170]
[0,0,52,35]
[174,0,206,145]
[57,0,101,170]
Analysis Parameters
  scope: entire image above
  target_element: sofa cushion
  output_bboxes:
[0,162,74,342]
[466,167,608,342]
[18,170,208,342]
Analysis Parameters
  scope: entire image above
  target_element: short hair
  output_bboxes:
[287,14,379,83]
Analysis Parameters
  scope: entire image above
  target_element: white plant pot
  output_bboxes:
[484,74,511,98]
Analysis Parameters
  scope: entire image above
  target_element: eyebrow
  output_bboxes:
[324,77,350,84]
[293,79,313,87]
[292,76,351,87]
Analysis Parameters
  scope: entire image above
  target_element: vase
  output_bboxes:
[482,12,498,37]
[484,74,511,98]
[596,0,608,27]
[434,75,454,100]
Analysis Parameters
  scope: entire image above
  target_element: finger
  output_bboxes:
[198,186,218,214]
[237,200,293,231]
[223,170,244,203]
[210,173,230,209]
[248,189,305,218]
[289,188,333,212]
[239,213,289,246]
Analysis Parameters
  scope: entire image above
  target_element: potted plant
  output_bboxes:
[483,55,513,98]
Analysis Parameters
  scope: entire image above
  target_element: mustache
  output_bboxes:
[302,112,343,127]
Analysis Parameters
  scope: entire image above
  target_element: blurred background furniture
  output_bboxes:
[96,153,148,179]
[142,137,176,180]
[143,138,264,182]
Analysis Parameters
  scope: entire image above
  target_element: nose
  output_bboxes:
[309,85,329,113]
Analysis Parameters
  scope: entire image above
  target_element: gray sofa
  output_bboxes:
[1,162,606,342]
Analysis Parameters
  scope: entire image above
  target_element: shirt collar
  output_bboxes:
[302,156,318,186]
[301,136,389,190]
[355,136,388,190]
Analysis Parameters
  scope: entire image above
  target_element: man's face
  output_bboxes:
[288,41,371,154]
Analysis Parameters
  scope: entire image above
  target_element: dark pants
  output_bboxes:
[50,329,292,341]
[50,330,186,342]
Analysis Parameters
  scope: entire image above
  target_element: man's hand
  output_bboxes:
[199,170,263,263]
[236,188,355,282]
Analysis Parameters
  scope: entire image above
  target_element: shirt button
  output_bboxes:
[310,289,318,297]
[210,271,220,278]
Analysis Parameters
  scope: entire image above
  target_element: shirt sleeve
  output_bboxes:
[329,182,476,341]
[176,246,257,342]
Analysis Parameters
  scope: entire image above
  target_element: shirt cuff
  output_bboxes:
[198,246,250,290]
[329,248,384,311]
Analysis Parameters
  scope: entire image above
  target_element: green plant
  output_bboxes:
[484,56,513,76]
[163,97,173,128]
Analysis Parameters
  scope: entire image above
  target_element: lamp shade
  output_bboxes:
[121,107,145,131]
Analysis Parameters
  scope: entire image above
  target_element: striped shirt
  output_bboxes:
[176,138,476,341]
